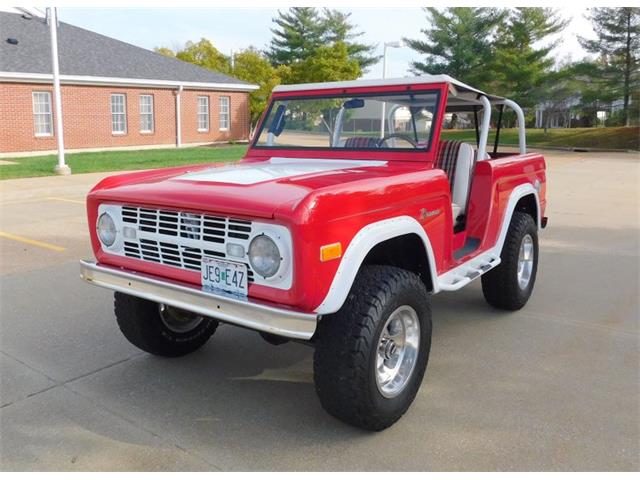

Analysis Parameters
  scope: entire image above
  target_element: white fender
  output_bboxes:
[314,216,439,315]
[494,183,541,253]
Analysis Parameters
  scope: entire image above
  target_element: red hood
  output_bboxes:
[88,157,422,222]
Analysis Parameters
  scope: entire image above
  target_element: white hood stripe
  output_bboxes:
[175,158,387,185]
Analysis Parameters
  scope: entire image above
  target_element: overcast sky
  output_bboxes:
[57,7,597,79]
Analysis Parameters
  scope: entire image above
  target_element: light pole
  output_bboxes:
[49,7,70,175]
[380,40,405,139]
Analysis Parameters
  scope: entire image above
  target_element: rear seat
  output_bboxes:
[434,140,476,223]
[343,137,379,148]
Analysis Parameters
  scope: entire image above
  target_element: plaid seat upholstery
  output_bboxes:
[435,140,463,190]
[344,137,379,149]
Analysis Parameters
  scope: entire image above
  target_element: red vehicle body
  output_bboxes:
[81,75,547,430]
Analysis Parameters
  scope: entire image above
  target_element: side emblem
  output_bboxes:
[420,208,440,220]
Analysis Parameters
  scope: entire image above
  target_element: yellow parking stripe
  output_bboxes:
[0,231,66,252]
[46,196,85,205]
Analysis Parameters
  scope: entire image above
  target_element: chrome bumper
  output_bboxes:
[79,260,318,340]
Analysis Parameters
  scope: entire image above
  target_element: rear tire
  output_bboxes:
[313,265,432,431]
[114,292,218,357]
[481,211,538,310]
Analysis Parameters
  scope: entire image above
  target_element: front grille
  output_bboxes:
[120,206,255,282]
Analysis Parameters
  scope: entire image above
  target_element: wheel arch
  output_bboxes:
[495,184,541,254]
[514,193,538,227]
[314,216,438,315]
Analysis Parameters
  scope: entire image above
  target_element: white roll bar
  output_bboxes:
[502,98,526,154]
[477,95,492,161]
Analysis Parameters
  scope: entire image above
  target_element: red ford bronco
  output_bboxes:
[81,75,547,430]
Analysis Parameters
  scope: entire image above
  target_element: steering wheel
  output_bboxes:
[377,133,418,148]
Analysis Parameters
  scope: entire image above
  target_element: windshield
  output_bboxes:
[254,91,439,151]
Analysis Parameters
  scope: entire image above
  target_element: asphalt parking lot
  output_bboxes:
[0,151,638,471]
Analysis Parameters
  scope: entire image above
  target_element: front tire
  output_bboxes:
[114,292,218,357]
[313,266,432,431]
[481,211,538,310]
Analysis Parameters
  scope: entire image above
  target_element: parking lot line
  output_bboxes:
[0,230,66,252]
[46,196,85,205]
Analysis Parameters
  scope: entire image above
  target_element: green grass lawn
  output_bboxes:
[0,144,248,180]
[441,126,639,151]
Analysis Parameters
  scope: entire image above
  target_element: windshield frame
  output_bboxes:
[249,87,444,156]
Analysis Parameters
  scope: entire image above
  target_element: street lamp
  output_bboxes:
[380,40,405,139]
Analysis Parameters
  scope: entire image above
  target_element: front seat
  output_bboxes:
[435,140,475,223]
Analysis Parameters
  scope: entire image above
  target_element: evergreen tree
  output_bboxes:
[321,9,379,70]
[493,8,568,111]
[266,7,324,66]
[404,7,506,91]
[579,8,640,126]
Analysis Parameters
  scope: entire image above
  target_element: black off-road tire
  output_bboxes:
[481,211,538,310]
[114,292,218,357]
[313,265,432,431]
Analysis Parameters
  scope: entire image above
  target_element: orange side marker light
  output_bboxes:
[320,242,342,262]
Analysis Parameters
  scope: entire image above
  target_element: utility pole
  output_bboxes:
[49,7,70,175]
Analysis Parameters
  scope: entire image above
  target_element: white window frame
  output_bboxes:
[197,96,210,132]
[32,91,53,137]
[219,96,230,131]
[139,94,154,133]
[111,93,127,135]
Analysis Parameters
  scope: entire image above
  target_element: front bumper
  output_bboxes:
[79,260,318,340]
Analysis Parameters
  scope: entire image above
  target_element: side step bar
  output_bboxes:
[437,252,501,291]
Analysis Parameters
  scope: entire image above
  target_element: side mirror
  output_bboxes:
[343,98,365,109]
[268,104,287,136]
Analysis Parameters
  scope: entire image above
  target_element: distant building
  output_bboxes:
[0,8,257,156]
[534,94,632,128]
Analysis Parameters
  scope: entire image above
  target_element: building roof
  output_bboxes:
[273,75,504,103]
[0,11,257,91]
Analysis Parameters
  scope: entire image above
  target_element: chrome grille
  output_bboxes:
[120,206,255,282]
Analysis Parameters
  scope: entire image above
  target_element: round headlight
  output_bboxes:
[248,234,281,278]
[97,212,117,247]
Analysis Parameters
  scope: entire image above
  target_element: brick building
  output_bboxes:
[0,9,257,156]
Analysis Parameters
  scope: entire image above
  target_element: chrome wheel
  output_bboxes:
[517,234,534,289]
[158,304,204,333]
[375,305,421,398]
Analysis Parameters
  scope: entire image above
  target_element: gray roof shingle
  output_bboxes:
[0,11,253,88]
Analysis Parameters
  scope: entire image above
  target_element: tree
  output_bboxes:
[579,8,640,126]
[174,39,231,74]
[404,7,506,91]
[231,48,286,128]
[492,8,568,110]
[536,65,580,133]
[267,8,378,73]
[321,9,379,70]
[154,47,176,58]
[266,7,324,66]
[286,41,361,84]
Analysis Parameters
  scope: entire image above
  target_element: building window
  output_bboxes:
[197,96,209,132]
[219,96,230,131]
[111,93,127,134]
[32,91,52,137]
[139,94,154,133]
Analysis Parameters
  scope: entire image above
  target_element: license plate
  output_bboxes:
[201,257,248,296]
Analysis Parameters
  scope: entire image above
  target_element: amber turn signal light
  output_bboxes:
[320,242,342,262]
